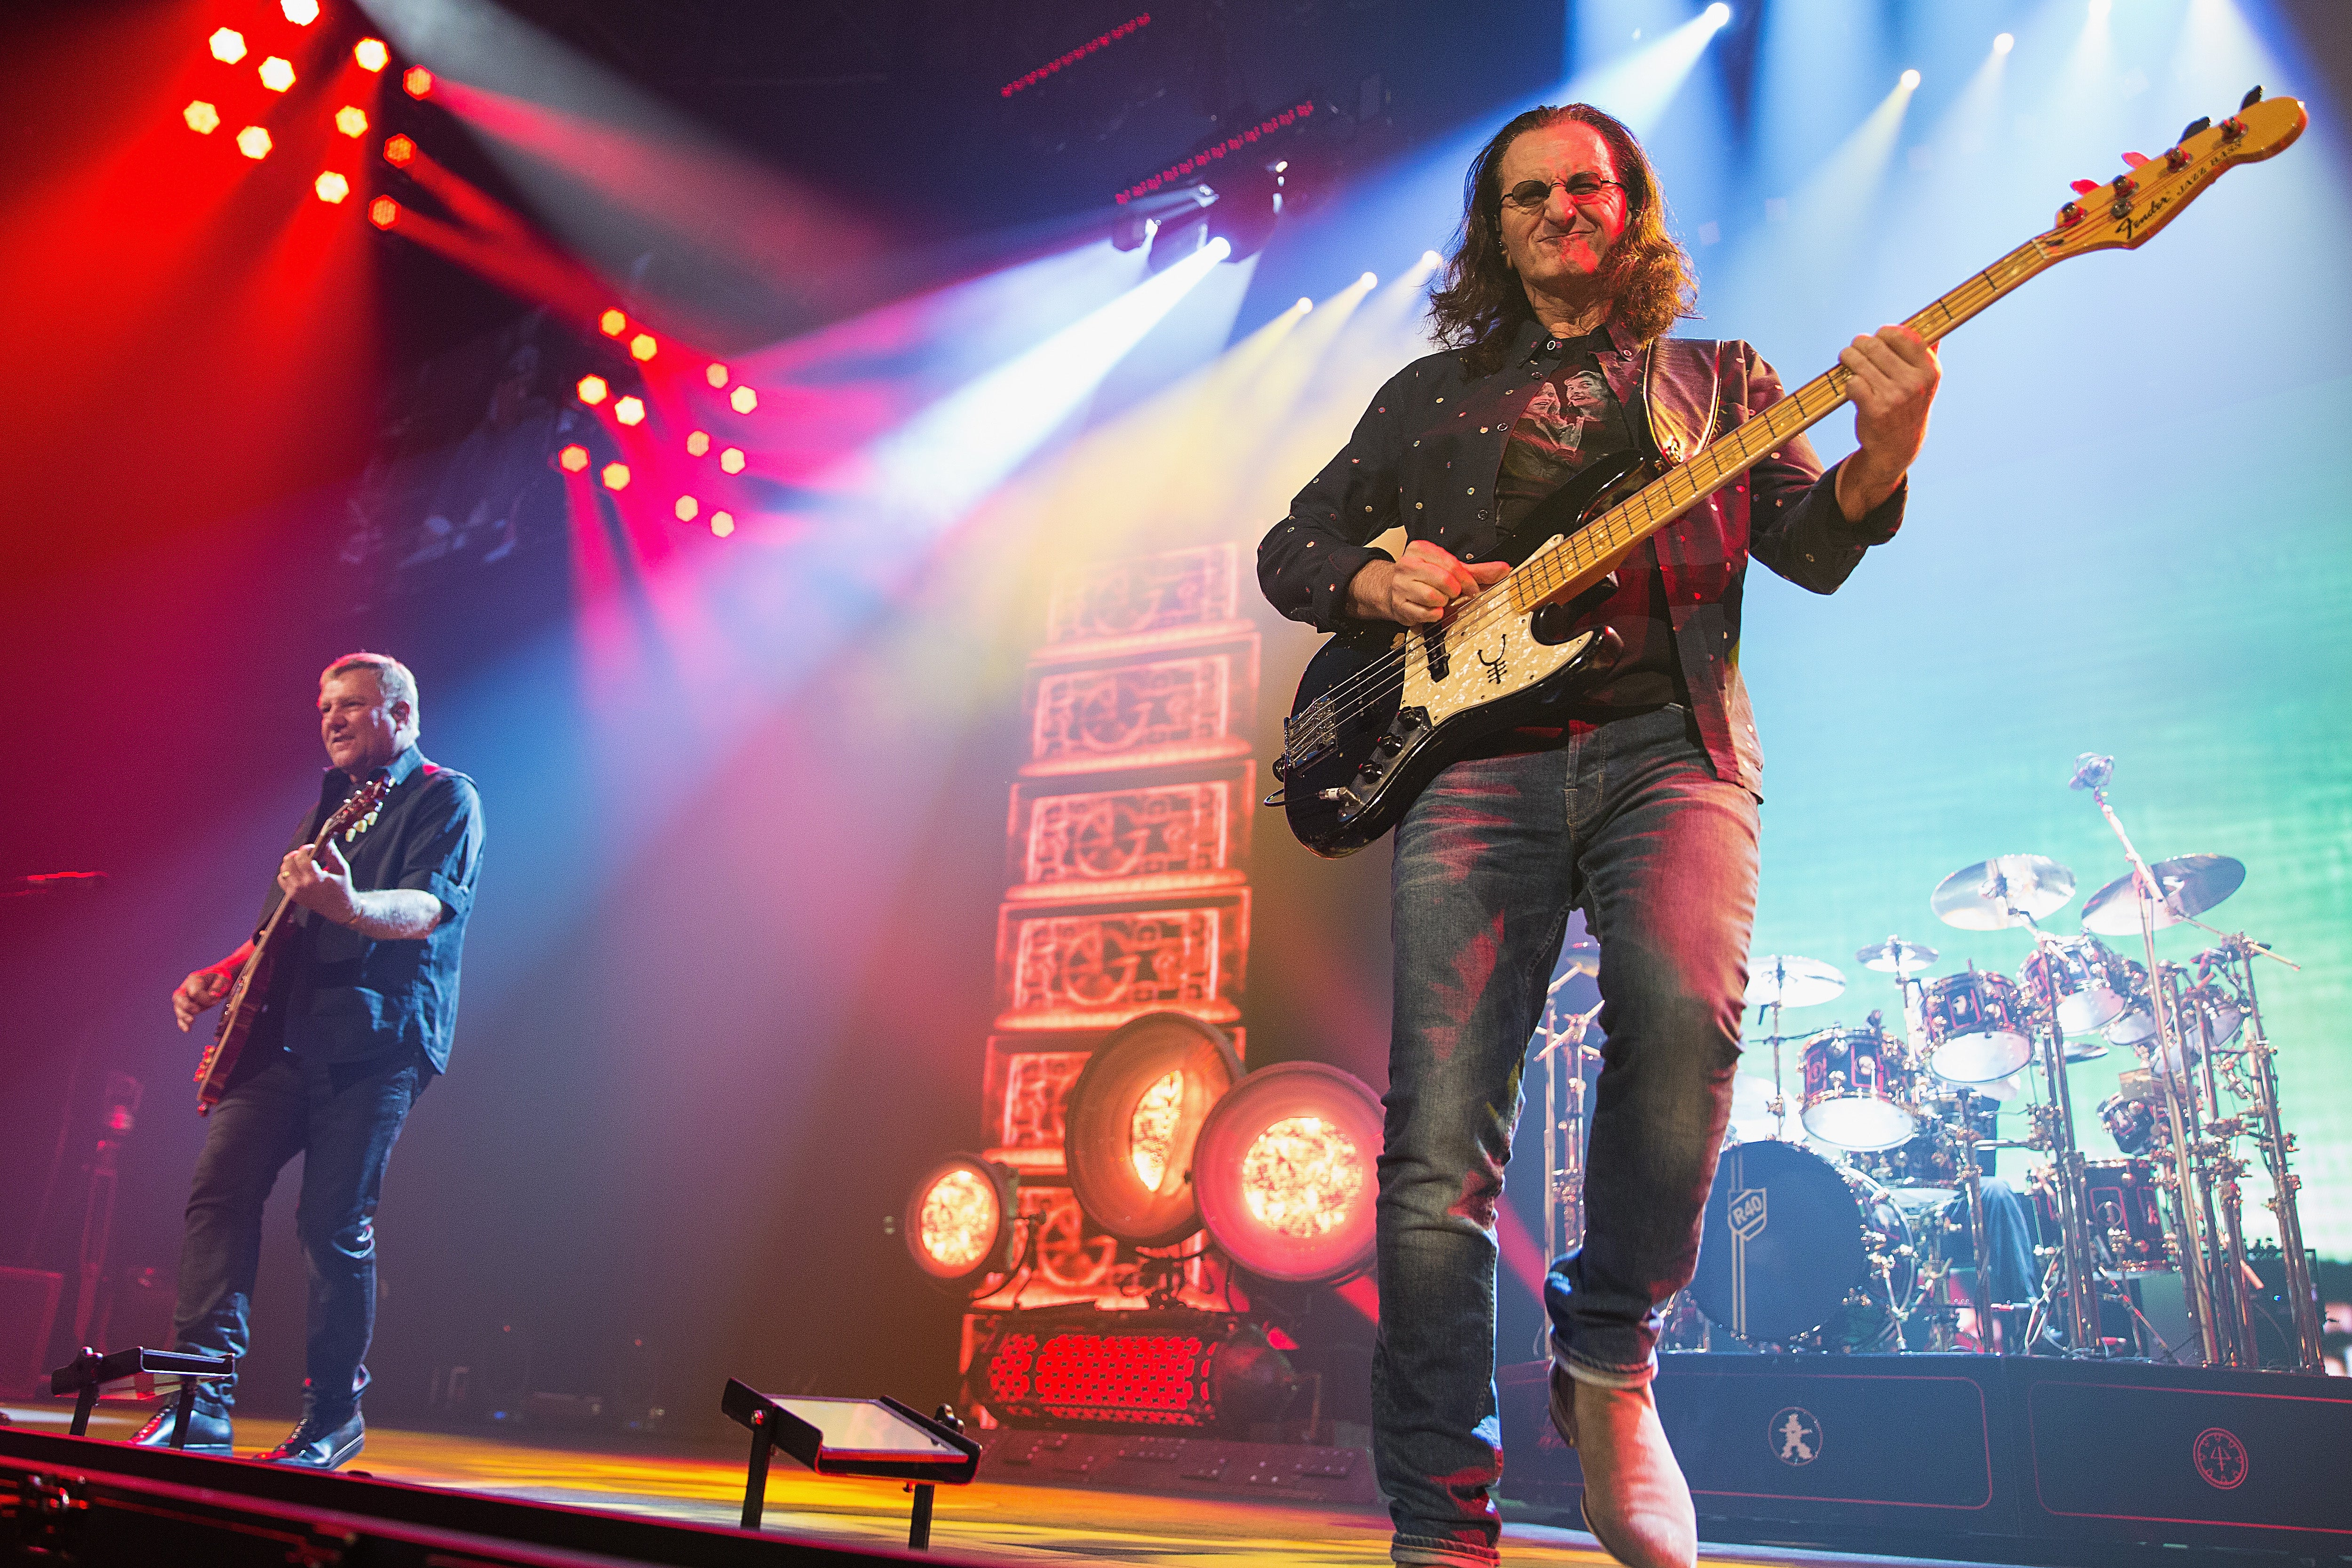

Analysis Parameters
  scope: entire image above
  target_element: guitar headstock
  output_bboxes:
[325,776,391,836]
[2036,88,2306,262]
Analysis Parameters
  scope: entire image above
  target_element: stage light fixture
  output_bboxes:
[614,395,646,426]
[729,386,758,414]
[353,38,389,72]
[1899,68,1921,90]
[1359,271,1377,288]
[1062,1012,1242,1247]
[209,28,247,65]
[1296,296,1313,312]
[313,171,350,204]
[1703,2,1731,24]
[675,496,698,522]
[557,444,590,473]
[719,447,746,474]
[1994,32,2015,54]
[236,126,271,160]
[258,56,295,92]
[403,66,433,99]
[629,333,657,362]
[904,1154,1018,1288]
[2089,0,2112,16]
[1194,1062,1382,1284]
[710,511,735,537]
[969,1308,1296,1431]
[184,101,220,135]
[1421,248,1443,268]
[367,194,399,228]
[382,134,415,167]
[685,430,711,456]
[576,374,609,406]
[601,462,630,491]
[598,308,627,337]
[705,363,728,388]
[280,0,319,23]
[335,105,368,137]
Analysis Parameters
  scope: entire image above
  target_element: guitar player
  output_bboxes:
[150,652,484,1468]
[1258,106,1938,1568]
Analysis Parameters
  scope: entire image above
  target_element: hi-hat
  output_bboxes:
[1931,854,2076,931]
[1744,955,1845,1009]
[2081,854,2246,936]
[1855,936,1937,975]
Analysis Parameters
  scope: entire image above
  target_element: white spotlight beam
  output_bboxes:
[1560,4,1734,137]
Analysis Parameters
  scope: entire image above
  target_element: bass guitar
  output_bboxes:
[192,776,390,1113]
[1270,90,2304,857]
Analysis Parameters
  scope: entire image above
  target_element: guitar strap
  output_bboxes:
[1637,336,1727,467]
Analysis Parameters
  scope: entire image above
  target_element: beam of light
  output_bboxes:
[1752,0,1887,194]
[1562,2,1737,138]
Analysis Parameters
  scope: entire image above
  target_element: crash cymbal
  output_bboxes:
[1855,936,1938,975]
[1725,1073,1782,1144]
[2080,854,2247,937]
[1931,854,2077,931]
[1744,955,1846,1009]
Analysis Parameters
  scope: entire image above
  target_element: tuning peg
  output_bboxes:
[2179,115,2212,142]
[2069,178,2100,195]
[2120,151,2149,169]
[2240,85,2264,110]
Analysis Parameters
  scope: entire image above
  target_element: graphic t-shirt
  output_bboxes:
[1491,331,1687,718]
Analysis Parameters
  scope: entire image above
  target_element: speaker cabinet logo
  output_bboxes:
[1769,1406,1821,1466]
[2192,1426,2248,1490]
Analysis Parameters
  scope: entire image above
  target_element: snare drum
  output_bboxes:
[1799,1026,1921,1150]
[1919,969,2035,1083]
[2032,1157,2170,1273]
[2019,935,2132,1034]
[2097,1091,2163,1156]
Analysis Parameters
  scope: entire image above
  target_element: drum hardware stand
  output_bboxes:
[1999,903,2104,1356]
[2075,764,2225,1365]
[1532,992,1604,1355]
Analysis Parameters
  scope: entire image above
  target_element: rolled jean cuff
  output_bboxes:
[1393,1534,1500,1568]
[1552,1332,1655,1391]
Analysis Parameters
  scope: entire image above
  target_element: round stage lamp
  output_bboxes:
[904,1154,1019,1290]
[1193,1062,1382,1284]
[1063,1012,1242,1248]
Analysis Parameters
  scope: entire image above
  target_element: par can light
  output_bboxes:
[1193,1062,1382,1284]
[1062,1012,1242,1248]
[970,1308,1295,1431]
[905,1154,1019,1289]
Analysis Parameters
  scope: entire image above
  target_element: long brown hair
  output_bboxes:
[1427,104,1697,377]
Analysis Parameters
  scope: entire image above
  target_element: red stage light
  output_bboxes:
[971,1310,1295,1431]
[705,362,728,388]
[710,511,735,538]
[601,462,630,491]
[674,496,699,522]
[575,374,609,406]
[729,386,757,414]
[557,444,590,473]
[353,38,389,72]
[613,395,646,427]
[629,333,657,362]
[280,0,320,23]
[598,308,627,337]
[335,106,368,138]
[685,430,710,456]
[367,194,399,228]
[718,447,745,474]
[1113,100,1315,205]
[208,28,247,65]
[184,101,221,135]
[1000,12,1151,98]
[403,65,433,98]
[314,171,350,204]
[257,56,295,93]
[1193,1062,1382,1284]
[236,126,272,160]
[382,134,415,167]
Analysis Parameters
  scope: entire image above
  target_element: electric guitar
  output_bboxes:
[192,776,391,1113]
[1270,90,2305,857]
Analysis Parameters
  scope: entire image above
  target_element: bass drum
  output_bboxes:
[1690,1140,1914,1350]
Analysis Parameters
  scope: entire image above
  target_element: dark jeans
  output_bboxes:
[1374,706,1758,1566]
[171,1046,429,1416]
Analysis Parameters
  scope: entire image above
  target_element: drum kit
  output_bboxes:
[1531,756,2325,1369]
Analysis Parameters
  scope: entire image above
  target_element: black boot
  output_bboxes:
[129,1401,234,1457]
[258,1406,364,1469]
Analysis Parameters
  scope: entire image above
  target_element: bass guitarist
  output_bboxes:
[148,652,484,1468]
[1258,104,1938,1568]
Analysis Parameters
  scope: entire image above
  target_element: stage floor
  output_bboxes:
[0,1401,2017,1568]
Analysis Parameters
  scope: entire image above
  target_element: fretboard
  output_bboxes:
[1507,234,2055,612]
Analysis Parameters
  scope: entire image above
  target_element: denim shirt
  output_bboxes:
[1258,316,1907,795]
[257,743,484,1072]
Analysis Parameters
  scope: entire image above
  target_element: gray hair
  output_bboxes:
[321,651,420,731]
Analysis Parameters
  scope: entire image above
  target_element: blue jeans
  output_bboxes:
[1374,706,1758,1566]
[170,1046,429,1416]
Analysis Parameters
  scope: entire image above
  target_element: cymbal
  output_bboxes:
[1744,955,1846,1009]
[1726,1073,1782,1144]
[2081,854,2246,937]
[1931,854,2076,931]
[1547,940,1601,992]
[1855,936,1937,975]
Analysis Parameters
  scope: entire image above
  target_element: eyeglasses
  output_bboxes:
[1500,175,1627,211]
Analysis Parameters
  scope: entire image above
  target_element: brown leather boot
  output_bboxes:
[1548,1366,1696,1568]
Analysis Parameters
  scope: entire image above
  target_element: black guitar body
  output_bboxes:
[1272,451,1655,858]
